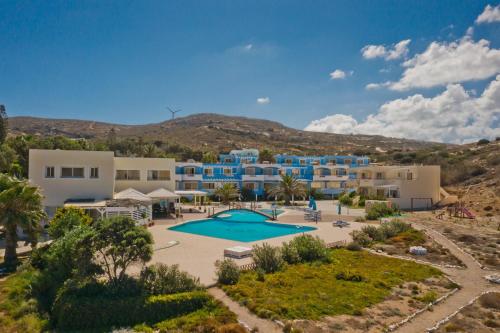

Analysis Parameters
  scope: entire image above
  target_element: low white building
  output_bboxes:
[29,149,177,223]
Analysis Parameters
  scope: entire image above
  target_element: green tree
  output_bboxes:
[214,183,240,204]
[0,174,45,267]
[267,174,306,205]
[0,143,18,174]
[201,151,218,163]
[143,143,159,157]
[0,104,7,144]
[259,148,275,163]
[48,206,93,239]
[92,216,153,285]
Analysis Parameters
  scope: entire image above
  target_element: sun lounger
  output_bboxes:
[224,246,253,259]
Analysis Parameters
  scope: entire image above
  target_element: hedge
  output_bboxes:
[52,290,210,330]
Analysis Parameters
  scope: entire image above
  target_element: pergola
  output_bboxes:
[174,190,208,206]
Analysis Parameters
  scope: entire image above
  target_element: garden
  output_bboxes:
[215,235,454,332]
[0,195,242,333]
[351,220,465,267]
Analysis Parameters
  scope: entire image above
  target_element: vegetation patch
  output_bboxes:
[222,249,442,321]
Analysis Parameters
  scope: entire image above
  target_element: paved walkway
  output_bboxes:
[395,224,499,332]
[208,287,282,333]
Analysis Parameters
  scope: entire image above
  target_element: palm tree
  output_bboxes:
[214,183,240,205]
[0,174,45,267]
[267,174,306,205]
[143,143,159,158]
[259,148,275,163]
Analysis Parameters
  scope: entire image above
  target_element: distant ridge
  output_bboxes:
[8,113,448,154]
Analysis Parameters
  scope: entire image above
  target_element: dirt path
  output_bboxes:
[395,224,500,333]
[208,287,282,333]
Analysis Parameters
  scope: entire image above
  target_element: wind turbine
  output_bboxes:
[167,107,182,120]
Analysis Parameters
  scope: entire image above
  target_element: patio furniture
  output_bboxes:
[333,220,350,228]
[224,246,253,259]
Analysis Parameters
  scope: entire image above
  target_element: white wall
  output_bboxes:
[29,149,115,207]
[114,157,176,194]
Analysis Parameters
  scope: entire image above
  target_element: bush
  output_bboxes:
[281,241,300,264]
[346,242,362,251]
[285,235,329,263]
[52,287,211,331]
[140,263,201,295]
[215,259,240,285]
[252,243,283,273]
[339,194,353,206]
[48,207,92,239]
[350,230,373,247]
[379,220,411,239]
[361,225,382,241]
[477,138,490,145]
[366,203,397,220]
[335,271,364,282]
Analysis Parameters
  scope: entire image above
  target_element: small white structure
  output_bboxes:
[409,246,428,256]
[224,246,253,259]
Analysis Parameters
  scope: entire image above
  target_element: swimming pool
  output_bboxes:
[169,209,315,242]
[259,208,285,216]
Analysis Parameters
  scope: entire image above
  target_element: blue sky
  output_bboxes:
[1,1,499,143]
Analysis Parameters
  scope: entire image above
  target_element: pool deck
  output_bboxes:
[146,208,364,285]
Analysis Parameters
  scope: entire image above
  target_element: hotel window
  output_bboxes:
[246,167,255,176]
[148,170,170,181]
[244,182,255,190]
[90,167,99,179]
[336,168,346,176]
[285,158,293,165]
[61,167,84,178]
[407,172,413,180]
[115,170,140,180]
[202,182,215,190]
[299,159,306,165]
[45,166,55,178]
[375,172,384,180]
[357,159,365,165]
[224,158,233,163]
[263,168,274,176]
[292,168,300,176]
[184,182,198,190]
[184,167,195,175]
[344,159,351,165]
[204,168,213,176]
[327,159,336,165]
[223,168,232,176]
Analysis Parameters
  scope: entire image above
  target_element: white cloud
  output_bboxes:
[361,39,411,60]
[388,38,500,91]
[365,82,391,90]
[329,69,346,79]
[243,44,253,51]
[256,97,270,105]
[476,4,500,24]
[305,75,500,143]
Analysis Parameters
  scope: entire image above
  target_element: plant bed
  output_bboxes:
[222,249,450,332]
[352,220,465,268]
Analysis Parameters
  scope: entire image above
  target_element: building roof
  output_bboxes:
[114,188,152,202]
[147,188,179,199]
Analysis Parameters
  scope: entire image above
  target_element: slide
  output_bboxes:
[461,208,475,219]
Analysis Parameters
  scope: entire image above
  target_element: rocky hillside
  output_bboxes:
[8,113,447,155]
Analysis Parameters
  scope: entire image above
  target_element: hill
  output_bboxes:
[8,113,447,155]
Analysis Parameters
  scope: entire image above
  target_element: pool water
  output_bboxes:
[169,209,315,242]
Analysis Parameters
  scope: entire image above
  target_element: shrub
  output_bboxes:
[339,194,353,206]
[252,243,283,273]
[335,271,364,282]
[366,203,396,220]
[48,207,92,239]
[477,138,490,145]
[417,291,437,304]
[140,263,201,295]
[346,242,362,251]
[215,259,240,285]
[285,235,329,263]
[479,293,500,310]
[52,287,211,331]
[350,230,373,247]
[379,220,411,239]
[354,216,366,222]
[361,225,382,241]
[281,241,300,264]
